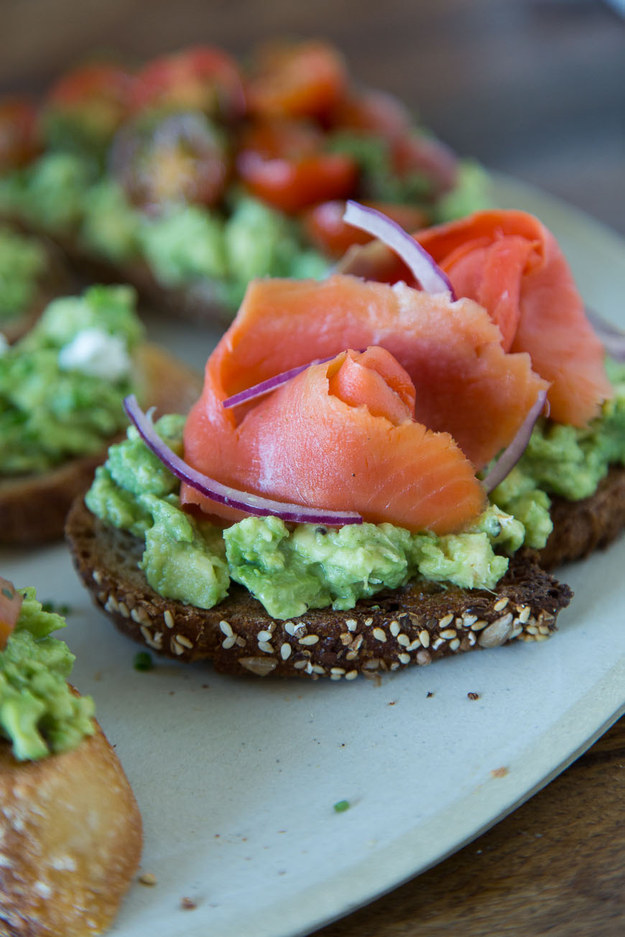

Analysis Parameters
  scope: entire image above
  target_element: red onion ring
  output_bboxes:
[343,200,456,298]
[586,308,625,362]
[123,395,363,526]
[482,389,549,494]
[223,355,336,408]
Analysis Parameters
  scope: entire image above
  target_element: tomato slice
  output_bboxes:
[0,576,22,650]
[112,111,230,209]
[44,62,133,142]
[0,97,40,171]
[247,40,348,120]
[236,118,358,213]
[130,46,246,121]
[302,200,429,258]
[329,88,413,140]
[391,133,458,196]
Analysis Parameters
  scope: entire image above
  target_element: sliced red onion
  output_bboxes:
[124,395,363,526]
[343,200,456,298]
[586,308,625,362]
[223,355,336,409]
[482,389,548,494]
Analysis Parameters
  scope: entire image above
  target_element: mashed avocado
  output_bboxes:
[0,226,48,323]
[85,415,547,619]
[0,589,95,761]
[492,359,625,505]
[138,195,328,310]
[0,284,144,475]
[7,152,96,234]
[80,179,143,263]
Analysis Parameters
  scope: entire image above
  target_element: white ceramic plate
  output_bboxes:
[2,176,625,937]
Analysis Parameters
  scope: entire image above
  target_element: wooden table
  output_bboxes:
[2,2,624,933]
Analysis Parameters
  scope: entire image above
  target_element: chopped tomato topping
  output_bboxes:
[246,40,348,120]
[0,576,22,650]
[129,46,246,121]
[44,62,134,138]
[0,97,40,170]
[237,118,357,213]
[302,199,429,258]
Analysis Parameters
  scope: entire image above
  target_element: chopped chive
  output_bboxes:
[333,799,350,813]
[134,651,154,672]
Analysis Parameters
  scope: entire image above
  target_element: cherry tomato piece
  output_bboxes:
[111,112,229,210]
[391,133,458,196]
[302,199,429,258]
[329,88,413,140]
[43,62,133,144]
[0,97,40,170]
[130,46,246,121]
[247,40,348,121]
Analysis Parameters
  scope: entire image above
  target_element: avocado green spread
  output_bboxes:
[83,361,625,619]
[0,226,48,324]
[85,412,547,620]
[0,589,95,761]
[0,284,144,475]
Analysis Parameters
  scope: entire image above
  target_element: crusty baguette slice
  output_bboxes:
[0,716,142,937]
[0,343,201,546]
[66,496,573,680]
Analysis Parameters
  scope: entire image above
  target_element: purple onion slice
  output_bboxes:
[124,395,363,526]
[223,355,336,409]
[482,388,548,494]
[586,308,625,362]
[343,200,456,298]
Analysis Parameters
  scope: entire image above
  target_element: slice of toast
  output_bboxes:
[523,466,625,570]
[0,344,201,545]
[0,716,142,936]
[65,496,574,680]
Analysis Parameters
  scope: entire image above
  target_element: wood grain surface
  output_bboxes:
[1,1,624,934]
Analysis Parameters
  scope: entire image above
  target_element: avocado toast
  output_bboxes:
[65,203,625,679]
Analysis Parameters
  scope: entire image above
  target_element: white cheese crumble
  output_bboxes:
[58,327,131,381]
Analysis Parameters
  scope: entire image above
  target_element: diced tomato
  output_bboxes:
[329,88,413,140]
[391,133,458,196]
[247,40,348,121]
[129,46,246,121]
[44,62,134,142]
[236,118,358,213]
[0,97,40,171]
[112,111,230,209]
[302,199,429,258]
[0,577,22,650]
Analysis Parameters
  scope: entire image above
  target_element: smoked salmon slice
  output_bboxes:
[182,274,548,532]
[186,273,548,469]
[183,347,486,534]
[342,210,611,427]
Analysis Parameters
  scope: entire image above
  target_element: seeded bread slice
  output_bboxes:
[65,497,573,681]
[523,466,625,570]
[0,344,201,546]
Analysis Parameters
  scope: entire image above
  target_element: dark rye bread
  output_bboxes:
[66,497,573,681]
[523,466,625,570]
[0,344,201,546]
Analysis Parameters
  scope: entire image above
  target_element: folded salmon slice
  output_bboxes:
[182,275,548,532]
[340,210,612,426]
[184,347,485,534]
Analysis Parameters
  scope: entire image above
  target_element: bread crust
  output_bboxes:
[524,466,625,570]
[65,496,573,680]
[0,343,201,546]
[0,718,142,937]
